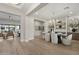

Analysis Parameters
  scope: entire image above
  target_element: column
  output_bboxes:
[54,19,56,32]
[25,16,34,41]
[66,16,68,35]
[20,14,26,41]
[20,14,34,42]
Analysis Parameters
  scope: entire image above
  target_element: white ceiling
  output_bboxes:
[1,3,79,22]
[8,3,38,13]
[0,3,37,23]
[32,3,79,20]
[20,3,36,12]
[7,3,24,9]
[0,11,20,21]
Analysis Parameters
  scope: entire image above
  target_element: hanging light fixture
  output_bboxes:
[9,16,11,20]
[9,16,13,21]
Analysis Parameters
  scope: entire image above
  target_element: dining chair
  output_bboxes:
[6,32,14,40]
[0,33,4,42]
[51,31,58,44]
[62,34,72,45]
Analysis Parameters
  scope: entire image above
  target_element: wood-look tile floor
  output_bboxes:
[0,38,79,55]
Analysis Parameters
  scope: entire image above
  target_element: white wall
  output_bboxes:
[0,19,20,25]
[34,17,46,36]
[34,21,41,36]
[44,21,49,33]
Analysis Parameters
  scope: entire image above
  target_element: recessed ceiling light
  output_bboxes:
[69,11,72,14]
[12,3,22,5]
[16,3,22,5]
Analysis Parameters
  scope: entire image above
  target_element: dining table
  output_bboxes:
[57,33,67,44]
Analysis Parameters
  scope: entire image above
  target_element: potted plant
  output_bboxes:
[69,21,79,32]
